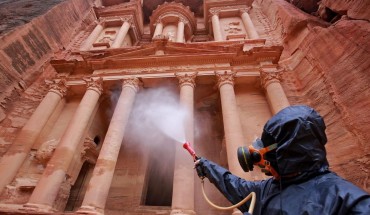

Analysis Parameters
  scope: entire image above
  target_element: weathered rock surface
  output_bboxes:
[0,0,95,120]
[0,0,66,36]
[257,0,370,192]
[321,0,370,21]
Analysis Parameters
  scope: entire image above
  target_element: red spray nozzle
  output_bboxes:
[183,141,198,161]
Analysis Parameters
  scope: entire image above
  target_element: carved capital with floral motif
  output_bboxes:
[260,68,283,89]
[209,8,221,16]
[47,79,68,98]
[84,77,103,95]
[122,77,140,92]
[176,72,197,88]
[121,15,133,25]
[215,71,236,89]
[239,7,251,15]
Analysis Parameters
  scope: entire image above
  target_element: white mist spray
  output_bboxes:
[126,86,188,145]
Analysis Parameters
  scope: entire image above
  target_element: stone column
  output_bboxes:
[24,78,103,212]
[77,78,140,214]
[216,71,246,215]
[176,19,185,43]
[240,8,259,39]
[111,18,131,48]
[171,73,197,215]
[80,21,104,51]
[260,67,290,114]
[153,20,164,39]
[210,9,222,41]
[0,80,67,193]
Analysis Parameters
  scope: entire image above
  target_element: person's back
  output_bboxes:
[196,105,370,214]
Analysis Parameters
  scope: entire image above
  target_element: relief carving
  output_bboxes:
[224,22,242,34]
[35,139,60,166]
[81,137,99,164]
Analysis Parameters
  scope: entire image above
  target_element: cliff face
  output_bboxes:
[257,0,370,191]
[0,0,95,122]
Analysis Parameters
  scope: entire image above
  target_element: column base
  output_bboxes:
[170,209,196,215]
[22,203,57,213]
[76,205,104,215]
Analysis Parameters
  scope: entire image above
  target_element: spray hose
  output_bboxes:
[200,178,256,213]
[183,142,256,213]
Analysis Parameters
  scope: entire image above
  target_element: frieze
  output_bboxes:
[215,71,236,88]
[209,6,250,17]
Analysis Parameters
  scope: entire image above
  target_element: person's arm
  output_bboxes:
[196,158,260,213]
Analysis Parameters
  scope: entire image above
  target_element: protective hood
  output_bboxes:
[261,105,329,177]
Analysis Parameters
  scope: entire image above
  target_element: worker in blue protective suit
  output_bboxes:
[195,105,370,215]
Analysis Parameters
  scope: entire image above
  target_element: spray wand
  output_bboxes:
[183,141,199,162]
[182,141,256,214]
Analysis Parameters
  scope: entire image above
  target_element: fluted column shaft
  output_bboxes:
[111,21,131,48]
[176,20,185,43]
[211,13,222,41]
[171,73,197,215]
[240,10,259,39]
[0,80,67,193]
[78,78,140,214]
[260,69,290,114]
[153,21,163,39]
[26,78,103,211]
[80,22,104,51]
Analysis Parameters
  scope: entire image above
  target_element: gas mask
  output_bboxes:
[237,139,280,179]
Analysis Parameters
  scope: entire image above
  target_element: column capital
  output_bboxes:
[46,79,68,98]
[95,18,104,26]
[120,15,133,25]
[175,72,197,88]
[122,77,140,92]
[209,8,221,16]
[84,77,103,95]
[154,19,163,26]
[239,7,251,15]
[178,16,189,25]
[215,71,236,88]
[260,67,284,89]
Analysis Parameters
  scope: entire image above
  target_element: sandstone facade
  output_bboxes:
[0,0,369,214]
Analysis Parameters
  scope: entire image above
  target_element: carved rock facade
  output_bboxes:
[0,0,368,214]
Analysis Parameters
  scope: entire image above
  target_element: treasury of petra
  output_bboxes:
[0,0,369,214]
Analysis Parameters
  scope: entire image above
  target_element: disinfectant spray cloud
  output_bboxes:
[125,86,188,145]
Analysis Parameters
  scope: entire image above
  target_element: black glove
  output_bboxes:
[194,157,206,179]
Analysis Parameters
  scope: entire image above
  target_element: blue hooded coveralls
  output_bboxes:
[197,106,370,215]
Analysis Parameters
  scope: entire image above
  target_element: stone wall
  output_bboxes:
[256,0,370,192]
[0,0,95,123]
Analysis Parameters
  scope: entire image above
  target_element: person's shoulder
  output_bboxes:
[316,172,369,196]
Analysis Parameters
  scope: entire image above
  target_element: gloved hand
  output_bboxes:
[194,158,206,179]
